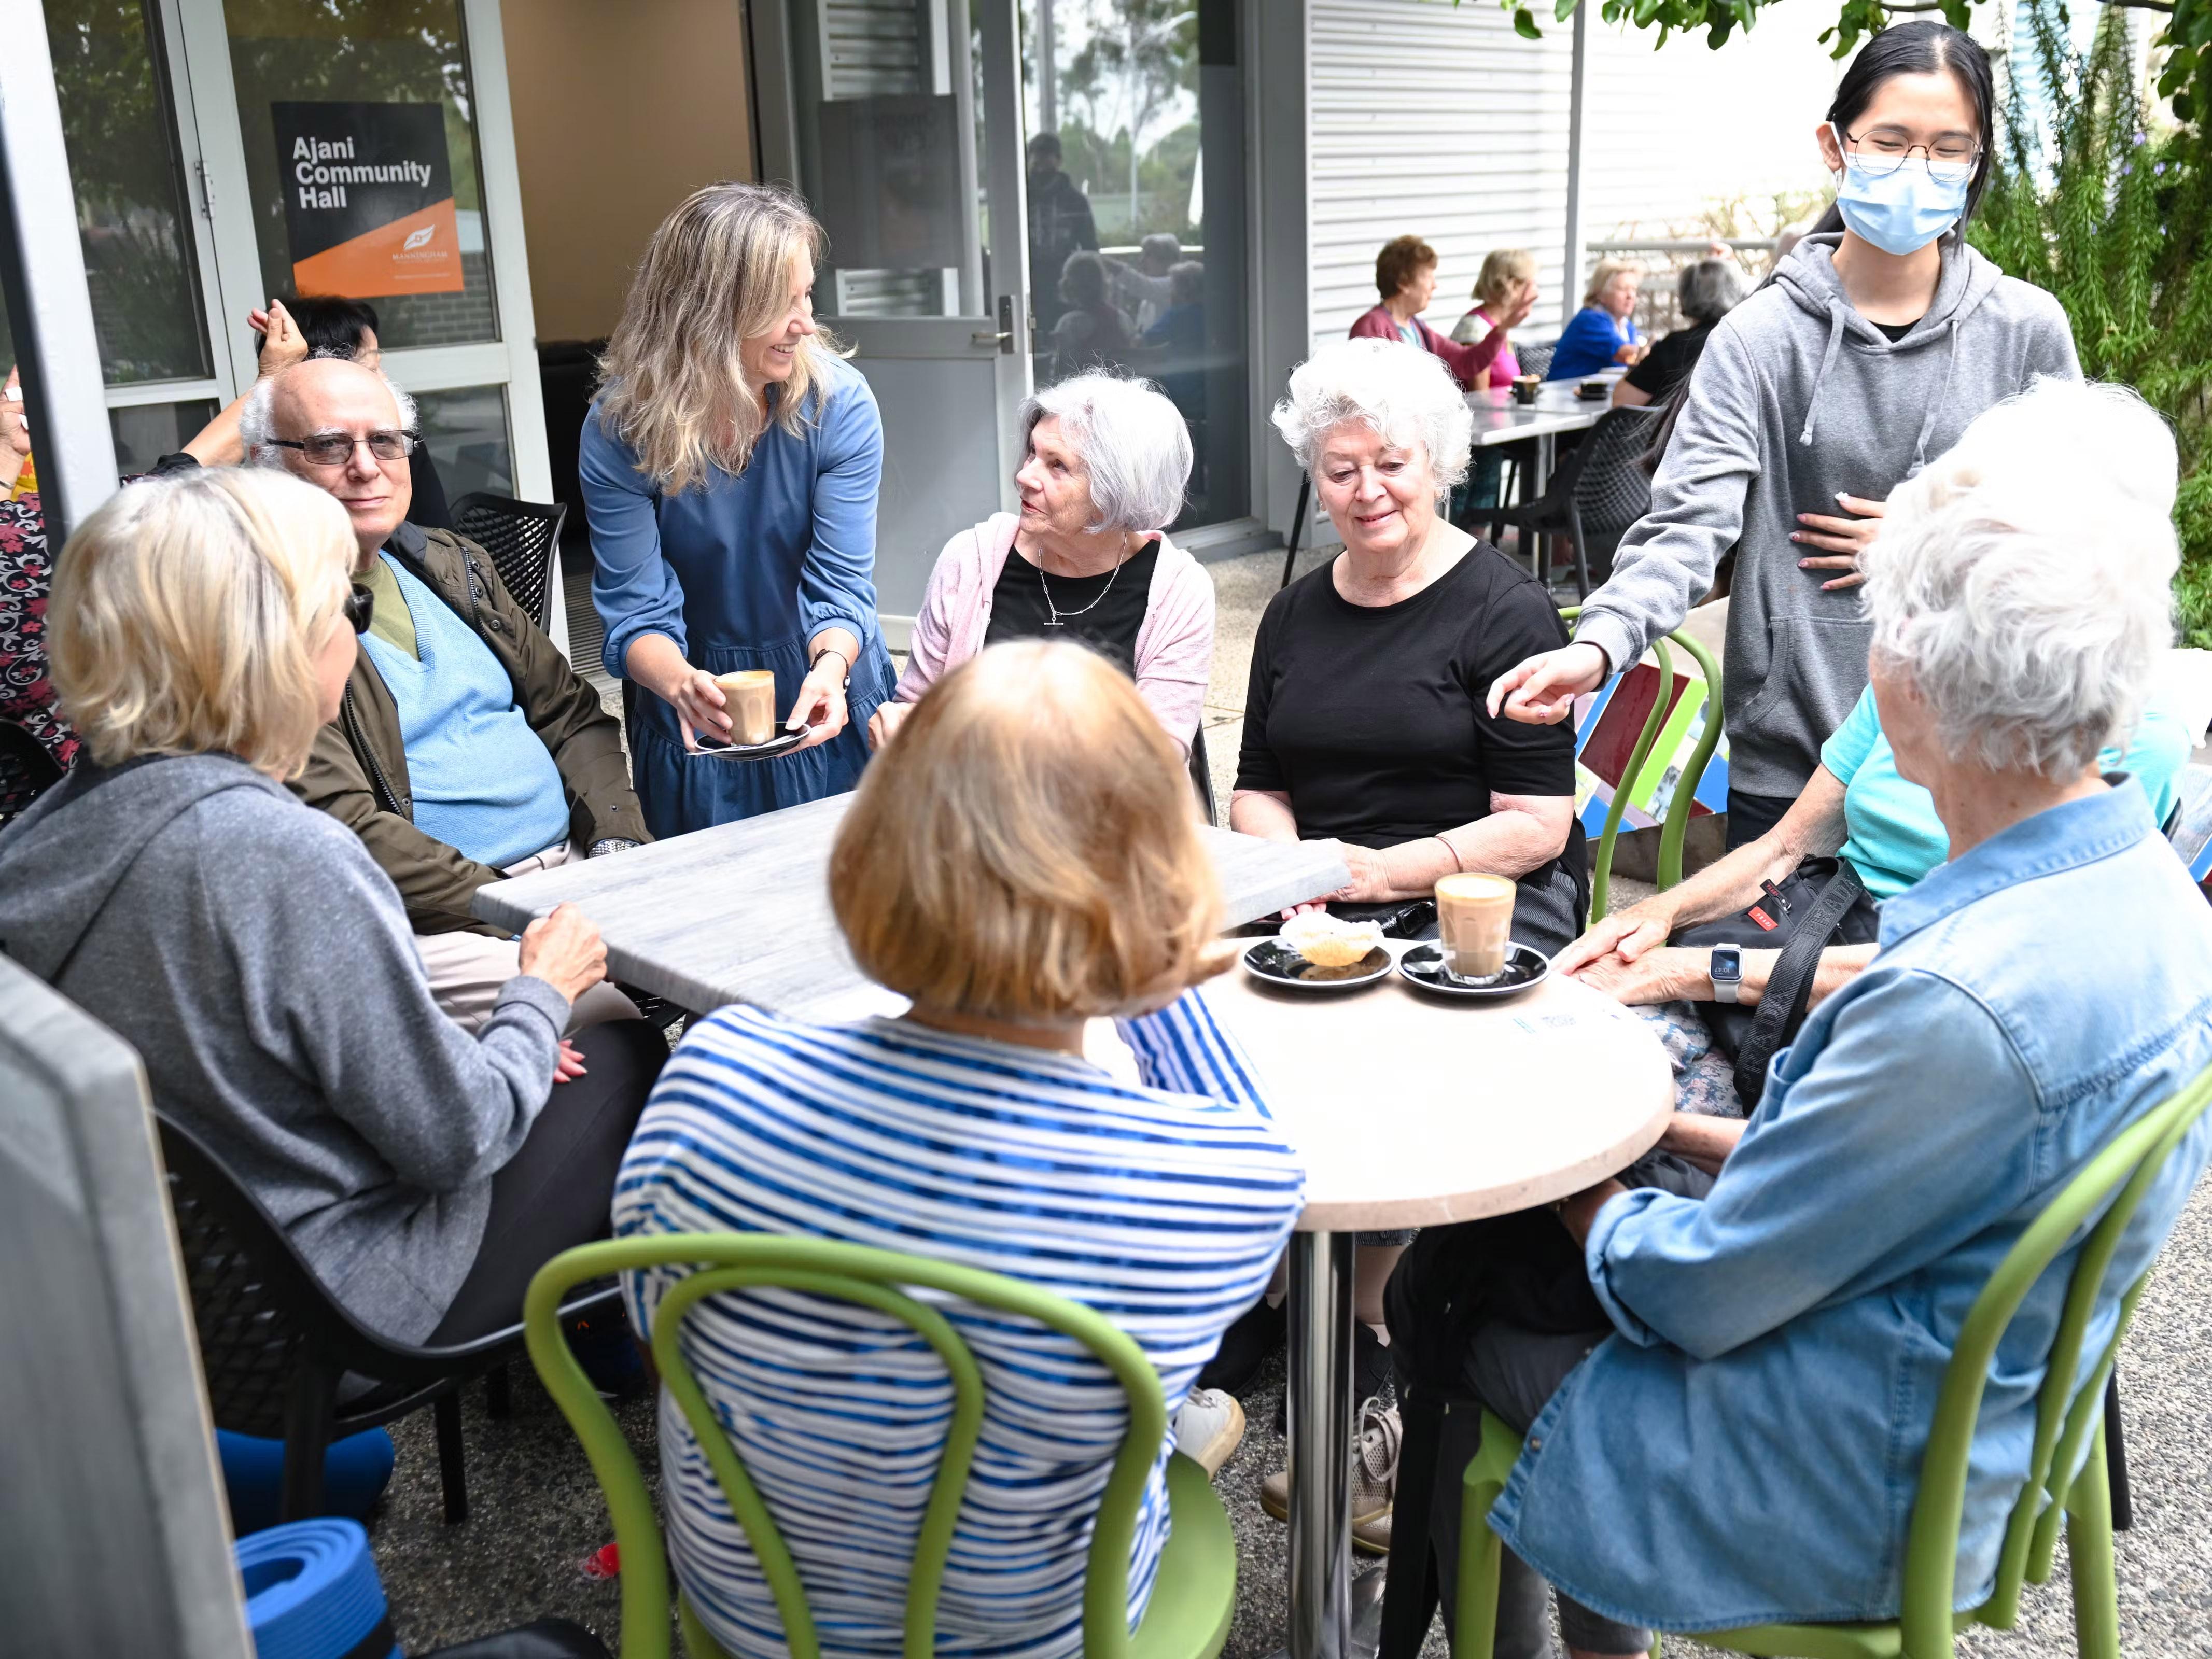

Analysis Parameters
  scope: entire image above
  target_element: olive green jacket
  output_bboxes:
[293,522,648,937]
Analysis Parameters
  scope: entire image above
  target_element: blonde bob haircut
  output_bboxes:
[50,467,353,779]
[598,182,843,495]
[831,641,1228,1023]
[1582,258,1644,309]
[1473,248,1537,308]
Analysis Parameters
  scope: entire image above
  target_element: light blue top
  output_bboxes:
[358,555,569,869]
[1493,779,2212,1631]
[1545,305,1642,380]
[612,989,1306,1659]
[579,356,896,839]
[1823,683,2194,899]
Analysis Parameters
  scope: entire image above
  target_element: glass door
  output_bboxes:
[163,0,549,502]
[772,0,1032,622]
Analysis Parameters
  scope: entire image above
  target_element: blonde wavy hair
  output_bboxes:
[597,182,842,494]
[831,641,1229,1023]
[1472,248,1536,308]
[51,468,354,778]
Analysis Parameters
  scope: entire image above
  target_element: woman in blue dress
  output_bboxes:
[581,183,894,838]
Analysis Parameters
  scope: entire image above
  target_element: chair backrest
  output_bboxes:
[452,492,567,632]
[0,955,253,1658]
[1565,406,1660,535]
[1899,1060,2212,1656]
[525,1234,1174,1659]
[1515,340,1556,380]
[1190,723,1219,827]
[1560,609,1724,920]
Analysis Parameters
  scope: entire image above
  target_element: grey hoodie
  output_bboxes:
[1573,233,2079,799]
[0,753,567,1344]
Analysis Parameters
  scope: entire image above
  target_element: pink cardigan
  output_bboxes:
[893,512,1215,753]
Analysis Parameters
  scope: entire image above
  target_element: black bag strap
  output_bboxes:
[1733,861,1868,1106]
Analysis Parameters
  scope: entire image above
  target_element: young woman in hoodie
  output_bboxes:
[1489,22,2080,848]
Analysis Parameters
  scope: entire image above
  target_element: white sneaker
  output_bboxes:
[1173,1387,1247,1478]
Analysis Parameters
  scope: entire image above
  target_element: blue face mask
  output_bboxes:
[1832,154,1970,256]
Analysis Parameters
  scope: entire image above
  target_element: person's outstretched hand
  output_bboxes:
[1486,641,1609,724]
[517,902,608,1006]
[248,299,309,378]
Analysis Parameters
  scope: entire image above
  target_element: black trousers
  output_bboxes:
[1725,786,1800,851]
[428,1018,666,1346]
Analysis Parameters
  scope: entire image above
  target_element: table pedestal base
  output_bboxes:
[1280,1229,1384,1659]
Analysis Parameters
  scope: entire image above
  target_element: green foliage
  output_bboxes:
[1971,0,2212,643]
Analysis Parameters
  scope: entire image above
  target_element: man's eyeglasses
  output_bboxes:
[269,429,421,467]
[1840,126,1981,185]
[344,583,376,635]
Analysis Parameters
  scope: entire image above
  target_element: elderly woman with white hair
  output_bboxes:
[871,371,1211,754]
[1235,336,1586,950]
[1415,375,2212,1658]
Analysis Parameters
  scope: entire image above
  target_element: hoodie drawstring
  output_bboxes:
[1909,317,1962,475]
[1797,302,1848,447]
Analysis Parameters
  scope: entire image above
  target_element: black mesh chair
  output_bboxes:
[157,1114,620,1525]
[452,493,568,632]
[1488,404,1660,599]
[1514,339,1556,381]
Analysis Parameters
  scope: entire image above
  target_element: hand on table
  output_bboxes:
[1487,641,1609,724]
[865,698,911,751]
[1328,841,1396,905]
[517,902,608,1005]
[1793,491,1887,591]
[1553,901,1675,979]
[248,300,309,377]
[786,650,851,753]
[1569,944,1711,1007]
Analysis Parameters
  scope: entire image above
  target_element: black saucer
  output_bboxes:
[1397,941,1550,1000]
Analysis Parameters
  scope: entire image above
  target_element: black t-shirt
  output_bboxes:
[1872,317,1920,342]
[1237,543,1580,850]
[983,537,1159,674]
[1623,321,1715,401]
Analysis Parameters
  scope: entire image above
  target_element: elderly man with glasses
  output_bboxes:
[228,356,647,1030]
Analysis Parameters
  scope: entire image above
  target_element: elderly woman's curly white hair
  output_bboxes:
[1270,338,1474,497]
[1860,378,2177,781]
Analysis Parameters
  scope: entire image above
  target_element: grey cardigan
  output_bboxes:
[0,753,568,1343]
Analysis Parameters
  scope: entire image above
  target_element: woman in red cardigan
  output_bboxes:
[1348,234,1513,389]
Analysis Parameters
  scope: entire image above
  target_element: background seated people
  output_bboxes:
[1141,260,1208,354]
[1451,247,1541,382]
[615,641,1306,1659]
[1546,259,1648,379]
[244,357,647,1030]
[1560,381,2192,1065]
[872,372,1210,757]
[1351,234,1511,389]
[0,468,665,1345]
[1235,337,1587,953]
[177,294,453,528]
[1422,377,2212,1657]
[1107,230,1182,332]
[1048,250,1135,380]
[1612,257,1744,407]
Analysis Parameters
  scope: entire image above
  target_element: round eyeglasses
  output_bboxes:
[1840,126,1980,185]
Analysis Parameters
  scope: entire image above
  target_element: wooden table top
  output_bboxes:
[1205,939,1675,1232]
[472,795,1352,1021]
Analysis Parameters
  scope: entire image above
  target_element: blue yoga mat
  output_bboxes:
[235,1519,402,1659]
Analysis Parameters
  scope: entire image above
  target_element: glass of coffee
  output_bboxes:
[1435,871,1517,980]
[1511,375,1541,406]
[713,669,779,746]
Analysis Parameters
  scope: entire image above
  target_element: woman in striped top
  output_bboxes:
[613,641,1307,1659]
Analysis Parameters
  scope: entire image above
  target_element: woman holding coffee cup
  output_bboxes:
[582,183,896,837]
[1233,336,1587,955]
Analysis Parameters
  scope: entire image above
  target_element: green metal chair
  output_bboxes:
[1452,1060,2212,1659]
[524,1234,1240,1659]
[1560,608,1725,922]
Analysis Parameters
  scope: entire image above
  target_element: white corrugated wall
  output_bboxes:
[1307,0,1840,352]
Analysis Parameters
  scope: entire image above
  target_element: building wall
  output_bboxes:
[1305,0,1838,353]
[499,0,758,343]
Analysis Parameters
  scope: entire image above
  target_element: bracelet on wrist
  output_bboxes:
[809,645,851,685]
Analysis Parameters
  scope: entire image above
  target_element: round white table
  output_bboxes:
[1205,942,1675,1659]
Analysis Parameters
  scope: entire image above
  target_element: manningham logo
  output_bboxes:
[402,225,436,251]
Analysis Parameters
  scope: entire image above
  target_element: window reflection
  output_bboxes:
[413,385,511,500]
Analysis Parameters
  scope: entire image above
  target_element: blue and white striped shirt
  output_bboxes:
[612,989,1307,1659]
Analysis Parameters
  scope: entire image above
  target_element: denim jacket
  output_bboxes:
[1492,778,2212,1630]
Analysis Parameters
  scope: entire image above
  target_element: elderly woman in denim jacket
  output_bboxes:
[1427,377,2212,1658]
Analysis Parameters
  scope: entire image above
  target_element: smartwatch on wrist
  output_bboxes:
[1710,943,1745,1005]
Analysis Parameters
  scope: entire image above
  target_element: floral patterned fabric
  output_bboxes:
[1628,1001,1746,1118]
[1,488,76,822]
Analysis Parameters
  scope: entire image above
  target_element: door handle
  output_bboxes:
[973,294,1018,355]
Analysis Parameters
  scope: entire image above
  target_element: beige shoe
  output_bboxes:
[1174,1388,1247,1478]
[1259,1400,1402,1556]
